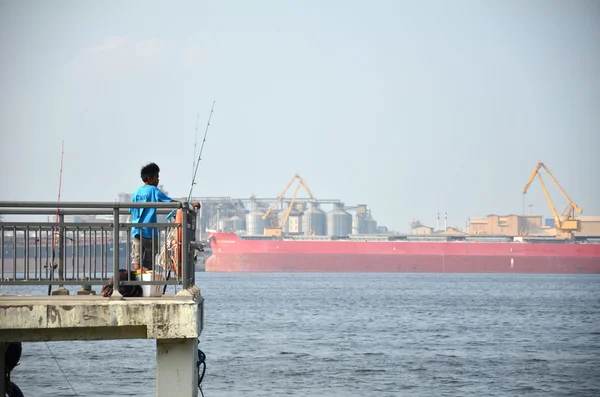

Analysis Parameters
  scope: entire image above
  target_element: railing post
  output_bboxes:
[111,206,122,299]
[190,207,197,287]
[58,212,65,288]
[51,211,69,295]
[197,202,203,242]
[181,204,189,290]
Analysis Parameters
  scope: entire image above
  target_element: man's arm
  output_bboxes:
[155,188,173,203]
[155,188,201,209]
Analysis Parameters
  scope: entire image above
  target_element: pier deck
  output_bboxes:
[0,289,203,342]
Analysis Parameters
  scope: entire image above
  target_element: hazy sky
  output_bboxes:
[1,0,598,232]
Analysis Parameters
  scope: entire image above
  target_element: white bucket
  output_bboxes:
[135,271,164,297]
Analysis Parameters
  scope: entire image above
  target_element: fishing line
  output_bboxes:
[45,342,79,396]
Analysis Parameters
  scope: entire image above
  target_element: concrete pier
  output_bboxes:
[1,201,205,396]
[0,287,204,396]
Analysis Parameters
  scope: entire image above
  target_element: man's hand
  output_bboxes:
[192,202,201,209]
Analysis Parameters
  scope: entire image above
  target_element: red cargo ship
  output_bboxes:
[205,232,600,274]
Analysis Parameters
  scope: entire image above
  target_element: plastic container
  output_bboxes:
[135,271,164,297]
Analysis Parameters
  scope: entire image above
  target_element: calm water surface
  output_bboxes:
[4,272,600,396]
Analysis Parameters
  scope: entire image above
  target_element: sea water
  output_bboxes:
[5,272,600,396]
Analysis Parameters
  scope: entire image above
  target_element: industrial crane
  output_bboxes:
[522,161,582,239]
[262,174,315,236]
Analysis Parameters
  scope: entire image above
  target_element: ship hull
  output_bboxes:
[205,232,600,274]
[206,253,599,273]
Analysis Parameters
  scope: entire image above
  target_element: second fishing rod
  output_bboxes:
[163,101,216,293]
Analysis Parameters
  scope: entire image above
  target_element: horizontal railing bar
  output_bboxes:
[1,222,117,228]
[0,209,180,215]
[0,280,179,286]
[0,201,186,209]
[119,223,180,228]
[1,222,180,228]
[119,279,179,286]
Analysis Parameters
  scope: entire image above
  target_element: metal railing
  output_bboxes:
[0,201,199,295]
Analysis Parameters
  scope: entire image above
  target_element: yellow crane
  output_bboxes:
[522,161,582,239]
[262,174,314,236]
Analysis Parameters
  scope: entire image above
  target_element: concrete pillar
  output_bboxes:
[156,338,198,397]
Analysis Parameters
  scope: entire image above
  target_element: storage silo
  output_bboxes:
[367,219,378,234]
[230,215,246,231]
[327,206,352,236]
[218,217,234,231]
[246,210,266,235]
[352,216,369,235]
[303,203,326,236]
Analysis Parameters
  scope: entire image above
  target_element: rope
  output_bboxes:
[156,225,181,295]
[198,345,206,397]
[156,227,177,273]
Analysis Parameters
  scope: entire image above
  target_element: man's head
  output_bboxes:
[140,163,160,186]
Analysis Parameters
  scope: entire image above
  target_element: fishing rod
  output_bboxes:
[163,102,215,294]
[48,140,65,296]
[166,101,215,222]
[191,113,200,188]
[188,100,215,202]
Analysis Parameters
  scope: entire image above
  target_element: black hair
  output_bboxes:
[140,162,160,182]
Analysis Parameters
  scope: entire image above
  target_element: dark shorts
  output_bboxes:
[132,236,159,270]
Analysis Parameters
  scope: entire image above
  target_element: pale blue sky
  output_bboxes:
[1,0,598,231]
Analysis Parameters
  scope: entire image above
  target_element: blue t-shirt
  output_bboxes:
[130,185,173,239]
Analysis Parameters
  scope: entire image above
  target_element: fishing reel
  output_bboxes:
[192,242,205,253]
[43,262,58,270]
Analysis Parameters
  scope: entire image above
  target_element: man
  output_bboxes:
[130,162,201,271]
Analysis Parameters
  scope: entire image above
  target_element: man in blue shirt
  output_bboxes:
[130,162,201,270]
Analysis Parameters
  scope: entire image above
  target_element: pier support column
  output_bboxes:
[156,338,198,397]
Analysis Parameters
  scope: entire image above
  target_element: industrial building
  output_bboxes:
[469,214,548,236]
[180,197,382,238]
[575,216,600,236]
[465,214,600,237]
